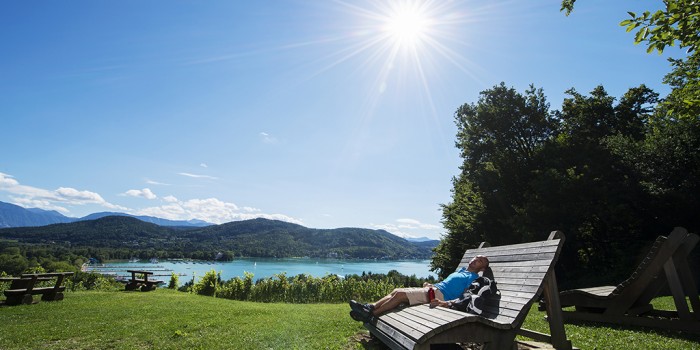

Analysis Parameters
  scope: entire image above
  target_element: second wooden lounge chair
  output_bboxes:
[558,227,700,333]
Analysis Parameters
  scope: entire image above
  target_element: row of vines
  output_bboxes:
[1,269,434,304]
[179,269,436,303]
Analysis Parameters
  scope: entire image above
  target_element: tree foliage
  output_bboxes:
[562,0,700,113]
[433,82,699,288]
[562,0,699,54]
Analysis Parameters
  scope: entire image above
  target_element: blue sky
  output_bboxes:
[0,1,679,239]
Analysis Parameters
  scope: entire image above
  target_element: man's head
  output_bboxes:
[467,255,489,272]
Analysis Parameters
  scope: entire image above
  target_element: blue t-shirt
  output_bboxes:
[434,267,478,300]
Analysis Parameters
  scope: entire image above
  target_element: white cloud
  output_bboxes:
[0,172,19,187]
[241,206,261,213]
[396,218,440,230]
[259,132,278,144]
[135,196,303,225]
[11,196,70,214]
[124,188,157,200]
[200,163,208,168]
[0,172,129,212]
[146,179,170,186]
[178,172,218,180]
[371,218,441,239]
[54,187,114,206]
[163,195,179,203]
[0,172,302,227]
[370,223,415,239]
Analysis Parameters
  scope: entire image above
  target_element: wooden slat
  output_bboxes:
[372,320,418,349]
[496,283,541,294]
[562,286,615,297]
[381,314,432,340]
[492,277,546,287]
[467,245,560,258]
[387,313,440,335]
[478,260,555,268]
[402,305,465,323]
[487,300,530,313]
[491,271,547,279]
[460,255,557,266]
[464,239,560,254]
[494,295,532,306]
[491,252,557,262]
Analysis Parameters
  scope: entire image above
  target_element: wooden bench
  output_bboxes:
[363,231,573,350]
[557,227,700,333]
[1,272,74,306]
[125,270,163,292]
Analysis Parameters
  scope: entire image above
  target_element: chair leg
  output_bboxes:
[21,294,33,305]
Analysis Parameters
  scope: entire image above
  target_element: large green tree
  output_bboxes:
[434,1,700,284]
[434,84,670,287]
[562,0,700,237]
[433,83,556,278]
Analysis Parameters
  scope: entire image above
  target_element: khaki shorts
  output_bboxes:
[398,287,445,305]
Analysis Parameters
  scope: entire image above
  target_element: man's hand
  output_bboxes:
[423,282,433,288]
[429,299,449,308]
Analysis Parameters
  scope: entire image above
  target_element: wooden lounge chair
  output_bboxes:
[558,227,700,333]
[363,231,574,349]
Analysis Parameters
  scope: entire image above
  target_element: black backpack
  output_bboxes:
[449,276,497,315]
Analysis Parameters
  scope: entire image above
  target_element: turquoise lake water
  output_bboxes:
[89,257,436,281]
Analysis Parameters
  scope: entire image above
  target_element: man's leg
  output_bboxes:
[372,290,409,315]
[370,290,397,310]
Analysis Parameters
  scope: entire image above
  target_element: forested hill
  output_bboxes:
[0,216,436,260]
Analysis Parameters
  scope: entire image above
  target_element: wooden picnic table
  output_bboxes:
[1,272,74,306]
[125,270,163,292]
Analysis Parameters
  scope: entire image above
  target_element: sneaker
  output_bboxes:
[349,310,365,322]
[349,300,363,312]
[350,309,375,323]
[350,300,374,312]
[349,300,372,321]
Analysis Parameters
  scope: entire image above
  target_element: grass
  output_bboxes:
[519,297,700,350]
[0,289,364,350]
[1,290,699,349]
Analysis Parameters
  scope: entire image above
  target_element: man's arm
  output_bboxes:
[429,298,455,309]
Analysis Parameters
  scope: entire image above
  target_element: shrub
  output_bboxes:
[192,270,221,296]
[168,272,179,289]
[65,272,122,292]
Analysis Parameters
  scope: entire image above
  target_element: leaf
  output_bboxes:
[635,29,645,43]
[624,22,639,32]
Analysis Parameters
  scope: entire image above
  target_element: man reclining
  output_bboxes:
[349,255,489,321]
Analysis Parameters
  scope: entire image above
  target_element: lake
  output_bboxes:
[87,257,437,281]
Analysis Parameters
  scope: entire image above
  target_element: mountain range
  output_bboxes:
[0,201,440,259]
[0,201,212,228]
[0,215,437,259]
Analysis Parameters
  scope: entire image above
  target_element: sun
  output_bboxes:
[383,5,432,48]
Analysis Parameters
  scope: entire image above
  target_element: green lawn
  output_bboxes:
[0,289,363,350]
[519,297,700,350]
[1,290,698,349]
